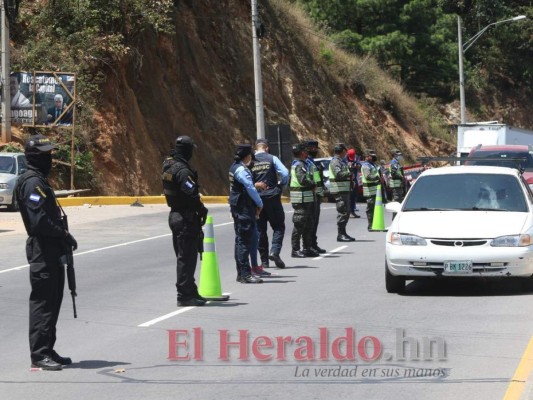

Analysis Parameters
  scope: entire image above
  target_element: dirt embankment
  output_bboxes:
[90,0,454,196]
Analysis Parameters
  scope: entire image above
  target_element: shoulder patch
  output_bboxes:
[35,186,47,198]
[29,193,41,203]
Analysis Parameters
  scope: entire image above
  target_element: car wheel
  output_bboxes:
[385,261,405,293]
[7,196,19,212]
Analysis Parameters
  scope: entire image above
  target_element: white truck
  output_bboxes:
[457,122,533,157]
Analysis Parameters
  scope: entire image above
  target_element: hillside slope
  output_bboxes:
[38,0,456,195]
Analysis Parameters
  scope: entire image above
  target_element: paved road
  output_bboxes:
[1,203,533,399]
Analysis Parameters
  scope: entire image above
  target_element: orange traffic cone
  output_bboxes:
[370,184,387,232]
[198,216,230,301]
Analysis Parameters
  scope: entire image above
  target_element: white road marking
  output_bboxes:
[0,222,233,274]
[313,245,348,260]
[138,307,196,327]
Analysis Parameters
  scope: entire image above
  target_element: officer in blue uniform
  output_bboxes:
[251,138,289,269]
[162,136,209,307]
[229,144,264,283]
[16,134,77,371]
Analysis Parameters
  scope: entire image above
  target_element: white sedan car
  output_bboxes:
[385,165,533,293]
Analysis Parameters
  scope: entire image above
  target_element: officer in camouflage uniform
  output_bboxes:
[361,149,381,230]
[305,139,326,254]
[388,149,405,219]
[289,143,317,258]
[329,143,355,242]
[162,136,209,307]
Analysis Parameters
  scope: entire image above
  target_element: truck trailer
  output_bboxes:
[457,122,533,157]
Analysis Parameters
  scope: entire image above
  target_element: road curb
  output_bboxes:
[57,196,291,207]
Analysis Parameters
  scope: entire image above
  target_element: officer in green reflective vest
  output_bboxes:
[361,149,380,230]
[329,143,355,242]
[388,149,405,219]
[305,139,326,254]
[289,143,317,258]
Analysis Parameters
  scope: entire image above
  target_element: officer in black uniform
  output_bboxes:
[16,134,78,371]
[162,136,209,307]
[229,144,264,283]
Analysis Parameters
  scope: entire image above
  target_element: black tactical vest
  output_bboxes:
[251,152,280,197]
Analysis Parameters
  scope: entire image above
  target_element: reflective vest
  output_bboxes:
[388,159,404,188]
[328,156,351,194]
[361,161,380,197]
[290,160,314,203]
[307,157,324,197]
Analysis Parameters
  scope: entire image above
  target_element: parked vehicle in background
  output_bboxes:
[403,164,427,191]
[384,165,533,294]
[467,144,533,192]
[0,152,27,211]
[457,122,533,157]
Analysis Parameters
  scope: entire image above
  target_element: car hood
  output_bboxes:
[396,211,530,238]
[0,172,17,184]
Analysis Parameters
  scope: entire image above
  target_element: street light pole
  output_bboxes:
[457,15,526,124]
[251,0,265,140]
[1,2,11,143]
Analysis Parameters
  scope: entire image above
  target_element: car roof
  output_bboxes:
[420,165,521,177]
[0,152,24,157]
[471,144,530,151]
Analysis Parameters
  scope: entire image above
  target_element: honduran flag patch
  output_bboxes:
[29,194,41,202]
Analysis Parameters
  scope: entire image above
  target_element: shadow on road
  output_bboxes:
[400,278,531,297]
[70,360,131,369]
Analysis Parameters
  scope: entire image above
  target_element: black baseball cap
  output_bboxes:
[365,149,377,156]
[292,143,307,155]
[235,144,253,159]
[305,139,319,148]
[334,143,347,153]
[25,134,56,154]
[175,135,197,148]
[255,138,269,146]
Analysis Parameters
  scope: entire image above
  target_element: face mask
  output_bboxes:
[26,153,53,176]
[396,155,403,161]
[371,155,378,162]
[175,144,193,161]
[308,150,318,158]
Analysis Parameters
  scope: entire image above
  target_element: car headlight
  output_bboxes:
[0,183,8,189]
[388,233,427,246]
[490,235,532,247]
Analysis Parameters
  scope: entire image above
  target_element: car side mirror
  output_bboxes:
[19,167,27,175]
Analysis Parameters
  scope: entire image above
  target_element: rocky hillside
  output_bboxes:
[12,0,457,195]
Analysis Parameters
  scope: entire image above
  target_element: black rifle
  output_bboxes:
[59,212,77,318]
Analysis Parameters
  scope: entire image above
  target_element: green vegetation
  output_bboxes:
[10,0,174,189]
[295,0,532,102]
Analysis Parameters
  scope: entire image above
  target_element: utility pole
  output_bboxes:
[457,16,466,124]
[251,0,265,140]
[1,2,11,143]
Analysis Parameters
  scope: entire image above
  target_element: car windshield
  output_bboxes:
[403,173,528,212]
[468,150,533,171]
[0,156,15,174]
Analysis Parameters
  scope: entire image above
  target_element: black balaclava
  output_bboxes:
[175,143,194,161]
[26,153,53,176]
[308,150,318,158]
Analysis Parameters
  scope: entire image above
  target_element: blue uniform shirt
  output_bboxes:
[234,164,263,208]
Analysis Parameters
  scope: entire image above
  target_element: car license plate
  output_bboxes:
[444,261,473,274]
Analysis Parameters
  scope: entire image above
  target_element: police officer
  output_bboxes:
[289,143,317,258]
[305,139,326,254]
[251,138,289,269]
[329,143,355,242]
[229,144,264,283]
[162,136,209,307]
[389,149,405,219]
[16,134,77,371]
[361,149,381,230]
